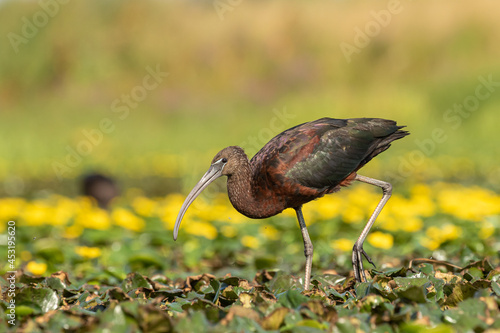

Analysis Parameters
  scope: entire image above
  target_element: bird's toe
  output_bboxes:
[360,248,376,268]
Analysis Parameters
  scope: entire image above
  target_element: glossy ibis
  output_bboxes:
[174,118,409,289]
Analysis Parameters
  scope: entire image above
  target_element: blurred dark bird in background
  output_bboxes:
[82,173,119,209]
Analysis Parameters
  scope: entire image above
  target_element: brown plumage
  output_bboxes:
[174,117,409,289]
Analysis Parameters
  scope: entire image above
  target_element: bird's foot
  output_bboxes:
[352,244,376,283]
[361,248,376,268]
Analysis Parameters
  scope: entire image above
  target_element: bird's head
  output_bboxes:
[173,146,245,240]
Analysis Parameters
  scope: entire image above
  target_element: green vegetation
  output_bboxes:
[4,263,500,332]
[1,181,500,331]
[1,0,499,331]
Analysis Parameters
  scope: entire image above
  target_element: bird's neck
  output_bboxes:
[226,155,284,219]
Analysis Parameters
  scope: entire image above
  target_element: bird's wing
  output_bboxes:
[285,124,375,189]
[261,118,402,190]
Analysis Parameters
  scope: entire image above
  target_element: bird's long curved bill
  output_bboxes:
[173,163,224,240]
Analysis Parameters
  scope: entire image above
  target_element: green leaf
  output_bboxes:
[176,310,209,332]
[394,277,429,289]
[393,277,430,303]
[262,307,290,330]
[120,272,153,292]
[16,287,59,314]
[15,305,36,316]
[491,281,500,296]
[46,311,87,332]
[269,272,302,292]
[37,246,65,264]
[204,281,220,305]
[219,276,240,286]
[150,288,184,301]
[395,285,428,303]
[402,323,454,333]
[312,274,346,287]
[360,295,386,312]
[19,274,45,285]
[381,266,408,277]
[166,301,183,313]
[281,319,327,332]
[278,289,308,309]
[443,282,477,306]
[97,303,134,332]
[354,282,371,298]
[414,263,435,275]
[136,304,173,332]
[128,253,164,270]
[46,277,66,291]
[255,256,278,269]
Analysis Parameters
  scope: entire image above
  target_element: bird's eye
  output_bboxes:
[222,158,228,163]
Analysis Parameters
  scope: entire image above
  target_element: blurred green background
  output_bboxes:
[1,0,499,198]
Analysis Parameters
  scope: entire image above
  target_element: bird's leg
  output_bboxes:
[295,206,313,290]
[352,174,392,283]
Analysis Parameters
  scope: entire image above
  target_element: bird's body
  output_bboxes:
[214,118,407,218]
[174,117,409,289]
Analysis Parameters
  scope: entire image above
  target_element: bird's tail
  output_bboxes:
[357,125,410,171]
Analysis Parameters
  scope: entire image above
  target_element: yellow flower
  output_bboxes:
[184,220,218,240]
[441,224,462,241]
[426,224,461,243]
[342,206,365,224]
[63,225,83,239]
[410,194,436,218]
[259,225,279,240]
[21,201,51,226]
[367,231,393,249]
[75,246,102,259]
[75,208,111,230]
[281,208,297,218]
[221,225,237,238]
[112,208,145,232]
[0,197,25,222]
[479,221,495,239]
[410,183,432,197]
[378,216,398,231]
[425,226,442,242]
[132,196,157,217]
[401,217,424,233]
[196,204,229,222]
[160,194,187,230]
[421,237,441,251]
[26,261,47,275]
[330,238,353,252]
[437,185,500,221]
[51,196,78,225]
[225,208,247,224]
[316,196,343,220]
[241,235,259,249]
[346,186,380,209]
